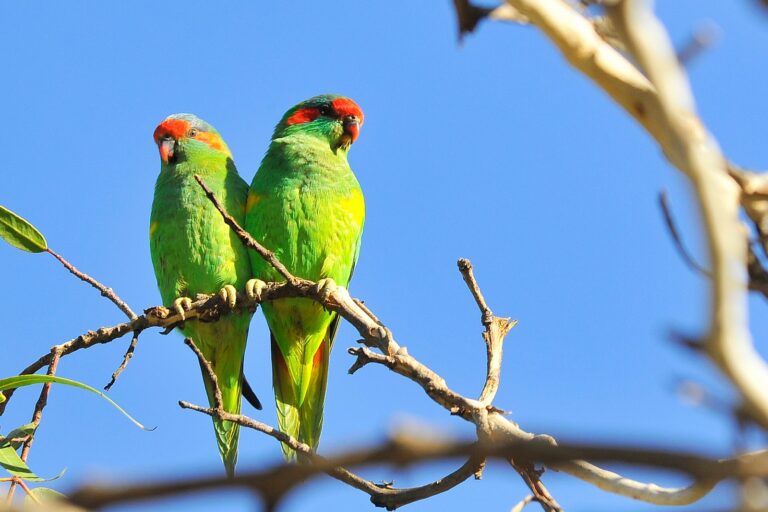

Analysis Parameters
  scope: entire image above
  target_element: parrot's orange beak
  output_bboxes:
[158,136,176,164]
[342,115,361,144]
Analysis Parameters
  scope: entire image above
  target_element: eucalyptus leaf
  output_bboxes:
[0,206,47,253]
[6,423,36,450]
[24,487,66,505]
[0,375,151,431]
[0,439,61,482]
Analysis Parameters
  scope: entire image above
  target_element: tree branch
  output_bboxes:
[457,258,517,405]
[6,346,62,503]
[194,175,298,286]
[605,0,768,430]
[68,430,766,510]
[46,248,137,321]
[103,331,140,391]
[453,0,768,442]
[178,337,485,510]
[194,175,718,507]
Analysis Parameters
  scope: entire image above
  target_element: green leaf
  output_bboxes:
[0,441,40,480]
[6,423,36,450]
[0,439,63,482]
[24,487,66,505]
[0,375,151,431]
[0,205,47,253]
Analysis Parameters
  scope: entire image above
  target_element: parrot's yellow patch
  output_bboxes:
[339,188,365,226]
[246,192,262,214]
[149,221,159,236]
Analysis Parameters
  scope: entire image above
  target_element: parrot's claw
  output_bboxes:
[315,278,339,303]
[173,297,193,321]
[219,284,238,309]
[245,279,268,303]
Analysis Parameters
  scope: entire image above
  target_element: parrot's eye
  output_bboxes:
[318,105,332,117]
[189,129,199,138]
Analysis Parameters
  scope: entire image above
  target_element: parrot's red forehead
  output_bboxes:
[331,98,364,123]
[153,119,189,144]
[152,117,228,155]
[285,98,364,126]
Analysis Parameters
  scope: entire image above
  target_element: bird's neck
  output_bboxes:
[271,132,350,170]
[161,153,231,180]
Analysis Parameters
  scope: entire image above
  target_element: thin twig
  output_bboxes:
[0,282,307,412]
[452,0,493,40]
[46,248,137,320]
[676,23,719,66]
[457,258,493,325]
[457,258,517,405]
[658,191,710,277]
[104,331,140,391]
[353,298,382,325]
[6,347,61,503]
[509,458,562,512]
[183,338,222,410]
[179,371,484,509]
[15,478,40,505]
[194,175,298,286]
[511,495,537,512]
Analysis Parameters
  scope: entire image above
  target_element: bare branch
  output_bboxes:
[6,347,61,502]
[178,401,484,510]
[511,495,536,512]
[452,0,494,40]
[104,331,140,391]
[68,430,766,510]
[605,0,768,430]
[509,458,562,512]
[194,175,298,285]
[0,280,326,413]
[457,258,517,404]
[4,240,721,508]
[451,0,768,441]
[46,248,137,320]
[183,337,223,410]
[676,22,720,66]
[658,191,710,277]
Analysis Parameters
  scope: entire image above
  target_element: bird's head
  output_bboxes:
[153,113,232,165]
[273,95,364,152]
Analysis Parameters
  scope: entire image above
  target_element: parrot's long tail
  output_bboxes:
[271,328,332,461]
[198,339,246,477]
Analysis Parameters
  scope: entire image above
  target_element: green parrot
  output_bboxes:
[245,95,365,459]
[149,113,260,476]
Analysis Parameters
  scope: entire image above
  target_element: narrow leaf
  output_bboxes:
[0,375,150,431]
[6,423,36,450]
[0,206,47,253]
[24,487,66,505]
[0,440,63,482]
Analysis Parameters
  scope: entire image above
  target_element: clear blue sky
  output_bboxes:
[2,1,767,511]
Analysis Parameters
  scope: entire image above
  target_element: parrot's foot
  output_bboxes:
[245,279,268,302]
[218,284,238,309]
[315,278,339,303]
[173,297,193,321]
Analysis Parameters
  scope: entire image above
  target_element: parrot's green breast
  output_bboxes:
[246,134,364,287]
[150,160,251,304]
